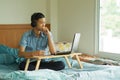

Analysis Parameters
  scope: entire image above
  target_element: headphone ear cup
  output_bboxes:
[31,21,36,27]
[34,21,37,27]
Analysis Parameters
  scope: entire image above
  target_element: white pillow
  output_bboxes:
[55,42,72,52]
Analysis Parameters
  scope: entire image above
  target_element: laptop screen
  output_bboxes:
[71,33,81,53]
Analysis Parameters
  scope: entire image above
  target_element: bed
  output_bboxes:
[0,24,120,80]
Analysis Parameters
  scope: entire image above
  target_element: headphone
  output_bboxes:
[31,12,45,27]
[31,20,36,27]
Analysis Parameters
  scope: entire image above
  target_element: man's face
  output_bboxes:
[35,18,46,31]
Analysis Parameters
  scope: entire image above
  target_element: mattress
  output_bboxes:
[0,59,120,80]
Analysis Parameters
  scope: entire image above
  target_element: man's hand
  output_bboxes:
[33,50,45,56]
[42,27,50,36]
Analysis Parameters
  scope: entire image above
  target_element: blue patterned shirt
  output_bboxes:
[19,29,53,62]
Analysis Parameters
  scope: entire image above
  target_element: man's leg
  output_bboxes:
[19,60,37,71]
[19,60,65,71]
[40,61,65,71]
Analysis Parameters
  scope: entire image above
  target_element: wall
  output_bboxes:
[58,0,96,54]
[0,0,49,24]
[49,0,58,41]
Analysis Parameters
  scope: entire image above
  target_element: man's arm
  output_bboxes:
[18,46,44,58]
[42,27,56,55]
[47,32,56,55]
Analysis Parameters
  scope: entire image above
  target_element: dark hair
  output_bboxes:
[31,12,45,27]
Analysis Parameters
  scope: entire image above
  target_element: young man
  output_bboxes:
[18,12,65,71]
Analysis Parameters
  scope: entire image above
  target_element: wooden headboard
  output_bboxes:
[0,24,50,48]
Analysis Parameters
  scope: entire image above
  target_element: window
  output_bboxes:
[99,0,120,54]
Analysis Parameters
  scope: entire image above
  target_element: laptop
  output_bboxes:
[55,33,81,55]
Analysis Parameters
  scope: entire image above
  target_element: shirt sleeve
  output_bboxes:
[50,31,54,42]
[19,33,28,48]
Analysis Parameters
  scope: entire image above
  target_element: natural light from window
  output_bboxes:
[99,0,120,54]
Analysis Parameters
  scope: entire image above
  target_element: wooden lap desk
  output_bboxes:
[24,53,83,71]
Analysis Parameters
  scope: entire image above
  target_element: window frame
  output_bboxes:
[95,0,120,56]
